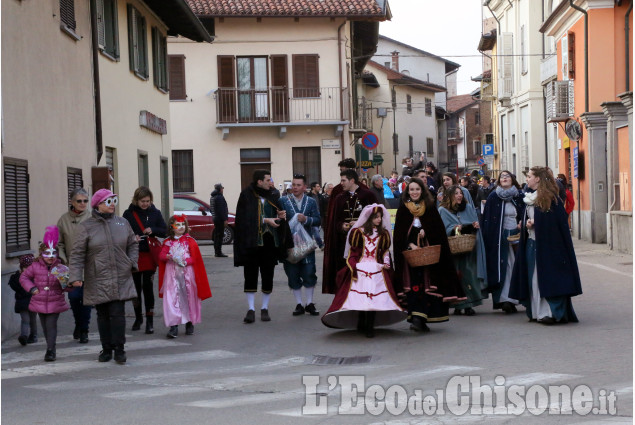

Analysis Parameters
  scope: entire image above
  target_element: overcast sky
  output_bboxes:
[379,0,485,95]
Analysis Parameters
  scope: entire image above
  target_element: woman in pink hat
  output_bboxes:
[69,189,138,364]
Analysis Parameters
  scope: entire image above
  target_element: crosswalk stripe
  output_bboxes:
[103,386,210,400]
[2,350,238,380]
[25,380,122,391]
[2,339,190,365]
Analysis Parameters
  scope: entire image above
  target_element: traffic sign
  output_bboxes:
[482,144,494,156]
[478,170,485,176]
[573,147,579,178]
[477,158,485,166]
[373,154,384,166]
[361,132,379,150]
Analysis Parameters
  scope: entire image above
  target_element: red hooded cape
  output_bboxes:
[158,235,211,300]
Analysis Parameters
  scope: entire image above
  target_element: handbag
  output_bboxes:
[402,233,441,267]
[132,211,162,266]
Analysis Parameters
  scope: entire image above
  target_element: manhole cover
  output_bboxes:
[310,355,372,365]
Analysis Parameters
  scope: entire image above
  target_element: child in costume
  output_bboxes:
[159,215,211,338]
[8,254,37,345]
[20,227,76,361]
[322,204,406,337]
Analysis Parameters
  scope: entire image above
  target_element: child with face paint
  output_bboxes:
[158,215,212,338]
[20,226,77,361]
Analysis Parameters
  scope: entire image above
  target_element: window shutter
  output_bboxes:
[217,55,236,122]
[66,168,84,201]
[568,32,575,80]
[271,55,288,121]
[169,55,186,100]
[293,54,319,97]
[127,4,136,72]
[60,0,77,31]
[140,16,148,78]
[96,0,105,48]
[4,159,31,253]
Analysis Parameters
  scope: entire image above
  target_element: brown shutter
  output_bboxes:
[169,55,186,100]
[292,54,319,98]
[4,158,31,253]
[217,56,236,122]
[568,32,575,80]
[67,167,84,202]
[271,55,288,122]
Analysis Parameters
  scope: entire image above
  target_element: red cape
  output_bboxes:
[158,235,212,300]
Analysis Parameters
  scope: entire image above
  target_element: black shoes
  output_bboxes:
[501,302,518,314]
[132,316,143,331]
[73,326,80,340]
[27,334,37,344]
[538,317,556,325]
[244,309,255,323]
[98,349,113,362]
[167,325,178,338]
[305,303,319,316]
[79,330,89,344]
[261,309,271,322]
[410,316,430,333]
[18,335,27,346]
[453,309,463,316]
[44,349,56,362]
[145,314,154,334]
[292,304,305,316]
[464,307,476,316]
[185,322,194,335]
[215,253,228,258]
[114,347,126,364]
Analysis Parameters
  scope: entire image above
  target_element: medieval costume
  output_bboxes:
[509,191,581,323]
[438,199,488,313]
[393,201,465,330]
[322,185,377,294]
[322,204,406,336]
[482,186,525,312]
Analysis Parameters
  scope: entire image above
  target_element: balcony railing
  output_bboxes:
[215,87,348,125]
[353,98,373,132]
[541,54,557,84]
[447,127,463,140]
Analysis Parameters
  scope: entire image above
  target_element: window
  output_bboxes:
[127,4,148,79]
[67,167,84,202]
[240,148,271,190]
[97,0,119,58]
[384,62,390,68]
[169,55,186,100]
[138,151,149,187]
[152,27,168,91]
[292,147,321,186]
[474,140,482,157]
[427,138,434,157]
[406,94,412,114]
[105,147,117,194]
[60,0,77,32]
[475,111,480,125]
[174,197,201,212]
[512,134,516,148]
[4,158,31,254]
[237,56,269,121]
[172,150,194,192]
[408,136,414,158]
[425,98,432,116]
[521,25,527,74]
[292,54,319,98]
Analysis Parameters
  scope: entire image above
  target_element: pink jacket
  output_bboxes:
[20,258,70,314]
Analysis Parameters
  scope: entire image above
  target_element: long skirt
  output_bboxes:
[322,261,406,329]
[452,249,485,310]
[162,264,202,327]
[492,229,520,306]
[406,265,450,324]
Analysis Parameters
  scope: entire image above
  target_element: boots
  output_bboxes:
[365,312,376,338]
[114,346,126,364]
[167,325,178,339]
[132,303,143,331]
[145,311,154,334]
[79,329,89,343]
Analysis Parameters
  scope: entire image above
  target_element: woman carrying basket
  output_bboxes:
[393,178,465,333]
[438,186,488,316]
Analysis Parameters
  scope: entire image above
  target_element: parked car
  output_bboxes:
[173,194,235,244]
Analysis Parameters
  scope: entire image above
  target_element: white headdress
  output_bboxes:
[343,203,391,258]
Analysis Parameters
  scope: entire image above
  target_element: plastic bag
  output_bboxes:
[286,215,318,264]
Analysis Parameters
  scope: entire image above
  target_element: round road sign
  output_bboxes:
[477,158,485,166]
[361,132,379,150]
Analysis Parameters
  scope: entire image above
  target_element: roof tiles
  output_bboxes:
[186,0,385,17]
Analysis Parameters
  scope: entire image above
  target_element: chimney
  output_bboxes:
[391,51,399,72]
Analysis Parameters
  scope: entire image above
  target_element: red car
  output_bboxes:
[173,194,235,244]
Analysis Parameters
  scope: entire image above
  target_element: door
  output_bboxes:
[237,57,269,122]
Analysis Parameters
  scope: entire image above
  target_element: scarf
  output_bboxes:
[405,201,426,217]
[451,199,467,213]
[523,190,537,206]
[95,210,114,220]
[495,185,519,201]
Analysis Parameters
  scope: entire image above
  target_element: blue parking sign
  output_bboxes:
[482,144,494,156]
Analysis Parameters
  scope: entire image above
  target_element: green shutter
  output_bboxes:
[127,4,135,72]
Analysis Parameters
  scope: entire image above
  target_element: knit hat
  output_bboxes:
[91,188,117,209]
[19,254,34,269]
[214,183,224,190]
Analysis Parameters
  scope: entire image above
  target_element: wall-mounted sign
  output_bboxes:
[139,110,167,135]
[322,139,341,149]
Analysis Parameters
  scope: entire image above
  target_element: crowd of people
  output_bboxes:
[8,156,582,363]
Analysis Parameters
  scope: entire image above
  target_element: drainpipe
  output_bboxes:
[337,21,346,162]
[626,1,633,91]
[569,0,587,240]
[542,0,549,166]
[89,0,103,164]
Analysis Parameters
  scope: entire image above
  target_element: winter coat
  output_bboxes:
[69,210,139,306]
[8,270,31,313]
[122,203,167,253]
[57,208,91,264]
[210,190,229,222]
[20,258,70,314]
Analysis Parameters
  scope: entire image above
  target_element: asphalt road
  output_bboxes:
[2,239,632,425]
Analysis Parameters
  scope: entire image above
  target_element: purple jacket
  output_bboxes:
[20,258,70,314]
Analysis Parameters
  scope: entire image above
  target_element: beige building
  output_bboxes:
[169,0,390,209]
[1,0,210,339]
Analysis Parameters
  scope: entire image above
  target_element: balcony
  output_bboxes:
[447,127,464,144]
[215,87,349,139]
[541,54,557,85]
[352,98,373,133]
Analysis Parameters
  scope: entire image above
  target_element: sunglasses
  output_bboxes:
[74,199,89,204]
[500,174,512,178]
[293,174,305,179]
[101,196,119,207]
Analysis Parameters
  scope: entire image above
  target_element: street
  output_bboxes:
[2,240,632,425]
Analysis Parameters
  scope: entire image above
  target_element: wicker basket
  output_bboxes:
[447,228,476,254]
[402,234,441,267]
[506,233,520,243]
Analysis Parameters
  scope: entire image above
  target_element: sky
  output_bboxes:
[379,0,485,95]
